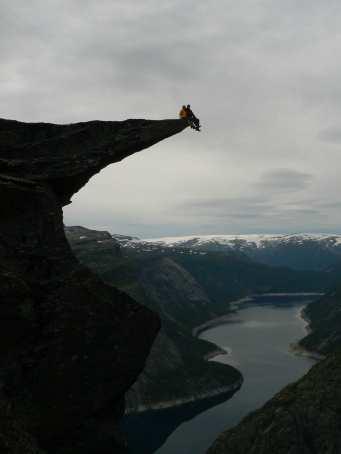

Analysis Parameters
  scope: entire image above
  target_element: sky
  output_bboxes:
[2,0,341,237]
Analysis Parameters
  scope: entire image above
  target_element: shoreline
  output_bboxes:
[289,342,325,361]
[193,313,237,338]
[192,292,323,339]
[297,305,312,334]
[204,347,228,361]
[289,305,326,361]
[256,292,324,297]
[195,294,326,366]
[126,378,243,415]
[192,296,253,337]
[128,292,323,417]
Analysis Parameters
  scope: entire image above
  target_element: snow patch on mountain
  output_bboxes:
[119,233,341,250]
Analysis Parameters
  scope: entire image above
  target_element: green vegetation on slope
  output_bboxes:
[299,284,341,355]
[207,265,341,453]
[174,252,334,310]
[66,227,242,411]
[67,226,340,415]
[208,353,341,454]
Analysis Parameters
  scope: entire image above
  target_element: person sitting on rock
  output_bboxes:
[186,104,201,131]
[179,104,201,131]
[179,105,189,120]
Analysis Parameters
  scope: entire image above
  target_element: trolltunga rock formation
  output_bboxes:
[0,117,188,453]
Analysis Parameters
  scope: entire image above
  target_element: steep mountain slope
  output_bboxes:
[121,233,341,270]
[118,244,337,309]
[0,117,188,454]
[65,226,242,413]
[299,286,341,355]
[66,225,337,419]
[173,252,333,307]
[207,272,341,454]
[208,353,341,454]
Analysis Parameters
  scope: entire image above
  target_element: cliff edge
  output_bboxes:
[0,117,188,453]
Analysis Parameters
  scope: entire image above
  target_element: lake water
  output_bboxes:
[154,295,318,454]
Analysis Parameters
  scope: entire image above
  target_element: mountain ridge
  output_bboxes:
[117,233,341,271]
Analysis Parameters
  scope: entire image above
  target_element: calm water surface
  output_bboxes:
[155,297,317,454]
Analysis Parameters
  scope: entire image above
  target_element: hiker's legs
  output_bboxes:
[193,117,200,130]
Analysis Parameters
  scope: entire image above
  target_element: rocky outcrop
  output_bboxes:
[208,353,341,454]
[0,118,187,205]
[0,117,188,453]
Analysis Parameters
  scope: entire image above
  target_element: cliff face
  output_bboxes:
[0,118,187,204]
[65,225,243,454]
[0,117,188,453]
[65,226,242,415]
[207,353,341,454]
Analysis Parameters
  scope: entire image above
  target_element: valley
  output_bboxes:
[65,226,341,453]
[156,296,317,454]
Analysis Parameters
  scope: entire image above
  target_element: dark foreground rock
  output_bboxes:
[208,353,341,454]
[0,117,188,453]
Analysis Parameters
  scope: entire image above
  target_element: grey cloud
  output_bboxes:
[256,169,314,192]
[2,1,341,235]
[318,201,341,210]
[318,127,341,144]
[177,170,322,233]
[181,195,319,219]
[186,196,272,211]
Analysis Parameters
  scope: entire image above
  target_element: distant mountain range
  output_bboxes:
[66,226,341,454]
[65,227,339,415]
[116,233,341,271]
[65,226,243,416]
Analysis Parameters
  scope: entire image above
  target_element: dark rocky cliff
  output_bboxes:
[0,117,188,453]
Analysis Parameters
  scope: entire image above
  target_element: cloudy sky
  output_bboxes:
[2,1,341,237]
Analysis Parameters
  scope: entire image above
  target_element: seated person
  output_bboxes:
[179,104,201,131]
[179,105,189,119]
[186,104,201,131]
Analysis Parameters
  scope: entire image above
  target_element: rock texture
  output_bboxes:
[208,353,341,454]
[0,118,187,205]
[0,117,188,453]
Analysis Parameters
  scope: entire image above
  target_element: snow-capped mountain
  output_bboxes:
[116,234,341,271]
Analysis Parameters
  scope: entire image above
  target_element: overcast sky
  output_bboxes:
[2,1,341,237]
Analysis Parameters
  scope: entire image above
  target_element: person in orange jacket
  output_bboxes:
[179,105,189,119]
[179,104,201,131]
